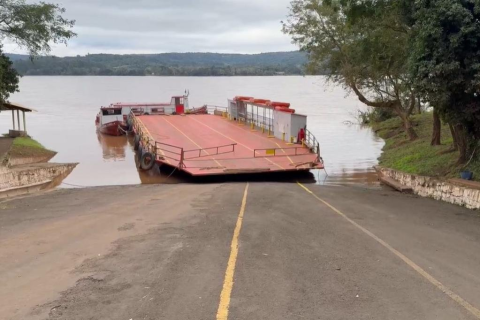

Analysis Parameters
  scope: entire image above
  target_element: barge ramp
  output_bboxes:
[132,113,323,176]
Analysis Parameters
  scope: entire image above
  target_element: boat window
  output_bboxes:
[175,97,181,105]
[131,108,145,115]
[102,109,122,116]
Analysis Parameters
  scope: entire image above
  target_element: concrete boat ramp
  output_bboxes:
[2,182,480,320]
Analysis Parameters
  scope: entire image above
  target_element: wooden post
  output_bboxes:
[23,111,26,133]
[16,110,20,130]
[11,110,15,130]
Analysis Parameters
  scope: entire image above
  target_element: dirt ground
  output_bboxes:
[1,183,480,320]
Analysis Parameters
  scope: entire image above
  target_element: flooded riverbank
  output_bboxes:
[0,76,383,187]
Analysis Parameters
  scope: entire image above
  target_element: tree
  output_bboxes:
[283,0,419,140]
[0,0,75,56]
[0,0,75,105]
[408,0,480,163]
[0,46,18,103]
[431,109,441,146]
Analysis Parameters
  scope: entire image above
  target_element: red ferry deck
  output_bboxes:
[132,113,323,176]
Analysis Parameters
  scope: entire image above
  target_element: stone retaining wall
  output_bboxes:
[8,154,56,167]
[0,163,78,190]
[376,166,480,209]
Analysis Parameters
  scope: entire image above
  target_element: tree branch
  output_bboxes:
[350,80,397,108]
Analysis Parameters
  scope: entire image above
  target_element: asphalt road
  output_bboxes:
[1,182,480,320]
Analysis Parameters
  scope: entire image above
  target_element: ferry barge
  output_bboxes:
[123,95,324,176]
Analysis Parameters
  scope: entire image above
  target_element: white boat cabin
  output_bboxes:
[98,95,189,125]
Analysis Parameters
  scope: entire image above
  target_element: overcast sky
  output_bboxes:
[4,0,298,56]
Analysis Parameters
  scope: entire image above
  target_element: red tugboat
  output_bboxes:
[95,94,191,136]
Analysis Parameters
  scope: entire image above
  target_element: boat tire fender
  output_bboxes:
[138,146,145,157]
[140,152,155,171]
[134,135,140,151]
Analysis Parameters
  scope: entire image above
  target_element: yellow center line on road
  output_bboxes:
[296,182,480,320]
[216,183,249,320]
[161,117,223,168]
[189,116,286,171]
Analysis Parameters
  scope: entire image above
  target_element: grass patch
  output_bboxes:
[13,137,46,149]
[372,112,479,180]
[10,137,56,158]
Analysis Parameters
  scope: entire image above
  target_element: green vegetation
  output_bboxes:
[9,51,310,76]
[0,49,20,103]
[408,0,480,163]
[284,0,480,166]
[358,108,396,125]
[373,113,479,180]
[13,137,45,149]
[10,137,56,158]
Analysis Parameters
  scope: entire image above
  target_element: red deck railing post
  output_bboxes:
[180,148,185,168]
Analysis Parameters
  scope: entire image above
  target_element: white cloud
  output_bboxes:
[9,0,298,56]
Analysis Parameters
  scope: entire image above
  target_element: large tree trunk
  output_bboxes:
[417,97,422,114]
[405,119,419,140]
[431,109,441,146]
[396,108,418,140]
[454,124,468,164]
[405,118,418,141]
[449,124,458,151]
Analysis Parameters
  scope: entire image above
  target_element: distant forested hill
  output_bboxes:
[7,51,313,76]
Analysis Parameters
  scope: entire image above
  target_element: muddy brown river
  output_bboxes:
[0,76,383,187]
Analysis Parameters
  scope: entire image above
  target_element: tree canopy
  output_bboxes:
[0,46,18,103]
[282,0,419,140]
[0,0,75,103]
[408,0,480,162]
[284,0,480,162]
[0,0,75,56]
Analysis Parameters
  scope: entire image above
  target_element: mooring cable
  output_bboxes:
[60,182,88,188]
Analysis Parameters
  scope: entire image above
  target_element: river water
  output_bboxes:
[1,76,383,187]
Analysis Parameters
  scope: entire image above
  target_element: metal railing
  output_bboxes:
[253,147,308,158]
[206,105,228,114]
[154,141,184,163]
[183,143,236,160]
[304,128,321,159]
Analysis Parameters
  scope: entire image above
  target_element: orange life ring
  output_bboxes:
[235,96,254,101]
[252,99,271,104]
[269,101,290,108]
[275,106,295,113]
